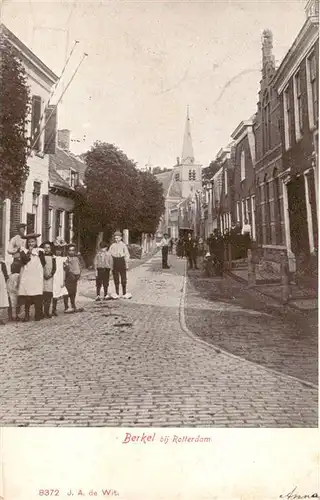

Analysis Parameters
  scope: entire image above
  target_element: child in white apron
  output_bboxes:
[19,233,45,322]
[52,238,69,315]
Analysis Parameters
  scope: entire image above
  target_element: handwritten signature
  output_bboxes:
[280,487,319,499]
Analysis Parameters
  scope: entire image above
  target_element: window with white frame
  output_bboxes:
[307,51,318,129]
[55,209,64,238]
[246,197,251,225]
[236,201,240,222]
[294,71,303,140]
[241,199,246,223]
[32,182,41,232]
[251,195,256,240]
[283,86,291,149]
[240,151,245,181]
[224,169,228,195]
[175,172,180,181]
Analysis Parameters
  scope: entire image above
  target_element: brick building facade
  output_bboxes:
[273,0,318,277]
[254,29,285,269]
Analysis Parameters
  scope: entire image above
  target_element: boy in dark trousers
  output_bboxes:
[94,241,112,301]
[63,245,84,313]
[109,231,131,299]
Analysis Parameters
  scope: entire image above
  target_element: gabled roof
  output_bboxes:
[1,24,58,85]
[49,163,70,189]
[49,147,86,193]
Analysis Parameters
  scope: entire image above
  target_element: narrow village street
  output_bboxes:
[0,251,317,428]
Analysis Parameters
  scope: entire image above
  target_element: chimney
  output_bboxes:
[57,129,71,151]
[177,157,180,165]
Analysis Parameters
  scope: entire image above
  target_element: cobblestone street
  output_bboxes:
[0,252,317,427]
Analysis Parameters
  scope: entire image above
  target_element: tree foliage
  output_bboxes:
[202,159,222,182]
[74,142,165,253]
[0,34,30,199]
[136,170,165,234]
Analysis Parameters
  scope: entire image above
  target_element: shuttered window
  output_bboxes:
[55,210,63,238]
[31,95,42,152]
[42,194,49,241]
[64,211,70,243]
[44,105,57,154]
[10,199,21,239]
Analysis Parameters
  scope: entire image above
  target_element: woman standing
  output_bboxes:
[40,241,56,318]
[18,233,45,322]
[52,238,69,316]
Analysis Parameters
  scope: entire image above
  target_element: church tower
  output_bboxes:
[175,107,202,198]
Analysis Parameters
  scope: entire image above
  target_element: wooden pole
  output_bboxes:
[247,248,256,287]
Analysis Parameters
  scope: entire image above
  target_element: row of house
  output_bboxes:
[0,25,86,265]
[179,0,319,279]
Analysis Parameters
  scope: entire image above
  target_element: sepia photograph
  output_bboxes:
[0,0,318,431]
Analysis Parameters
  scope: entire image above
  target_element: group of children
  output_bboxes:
[0,230,83,322]
[0,228,132,323]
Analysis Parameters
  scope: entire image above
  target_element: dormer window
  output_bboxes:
[70,170,78,188]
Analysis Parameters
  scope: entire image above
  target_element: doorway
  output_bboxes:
[287,176,309,271]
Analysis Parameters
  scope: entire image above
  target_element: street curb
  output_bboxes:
[227,270,318,316]
[179,265,318,391]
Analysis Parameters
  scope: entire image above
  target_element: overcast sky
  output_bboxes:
[3,0,306,168]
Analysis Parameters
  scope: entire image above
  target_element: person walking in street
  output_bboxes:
[241,218,252,254]
[159,233,170,269]
[64,244,84,313]
[176,237,185,259]
[40,241,56,318]
[0,255,9,324]
[185,233,199,270]
[109,230,131,299]
[52,238,69,316]
[169,237,173,255]
[18,233,45,322]
[210,229,224,277]
[94,241,112,301]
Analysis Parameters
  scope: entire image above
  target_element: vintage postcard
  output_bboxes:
[0,0,318,498]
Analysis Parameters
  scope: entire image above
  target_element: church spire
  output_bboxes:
[181,106,194,164]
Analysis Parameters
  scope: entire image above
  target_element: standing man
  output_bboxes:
[7,223,26,320]
[159,233,170,269]
[185,232,199,270]
[241,218,252,254]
